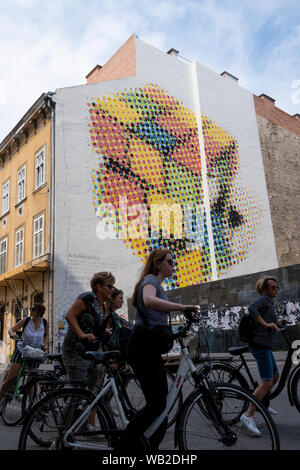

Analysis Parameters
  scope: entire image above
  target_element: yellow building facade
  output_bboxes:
[0,94,54,362]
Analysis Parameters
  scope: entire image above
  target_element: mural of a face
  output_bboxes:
[88,84,263,288]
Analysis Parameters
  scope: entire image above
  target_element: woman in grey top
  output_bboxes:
[115,248,199,452]
[240,276,282,436]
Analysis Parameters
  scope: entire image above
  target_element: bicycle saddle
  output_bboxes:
[85,350,121,364]
[227,346,249,356]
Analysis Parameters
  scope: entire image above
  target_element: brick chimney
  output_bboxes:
[258,93,276,104]
[85,34,136,84]
[85,65,102,83]
[167,48,179,56]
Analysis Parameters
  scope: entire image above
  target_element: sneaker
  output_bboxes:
[267,407,277,415]
[50,439,59,450]
[240,413,262,436]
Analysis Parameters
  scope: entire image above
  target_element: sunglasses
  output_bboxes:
[270,286,279,290]
[104,284,115,289]
[30,307,36,311]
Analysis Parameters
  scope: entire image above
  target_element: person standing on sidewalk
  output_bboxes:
[240,276,283,436]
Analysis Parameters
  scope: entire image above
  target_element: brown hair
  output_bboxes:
[131,249,171,306]
[33,303,46,317]
[255,276,278,295]
[90,272,115,293]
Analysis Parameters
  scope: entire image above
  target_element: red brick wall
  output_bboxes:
[86,34,136,84]
[254,94,300,137]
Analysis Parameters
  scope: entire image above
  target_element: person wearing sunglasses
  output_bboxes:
[62,272,116,388]
[115,248,199,452]
[240,276,283,436]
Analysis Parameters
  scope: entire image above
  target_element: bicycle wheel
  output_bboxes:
[177,384,280,450]
[199,362,250,390]
[18,388,116,450]
[21,380,39,417]
[122,370,183,428]
[1,378,24,426]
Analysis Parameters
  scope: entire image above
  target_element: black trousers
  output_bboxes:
[116,326,168,452]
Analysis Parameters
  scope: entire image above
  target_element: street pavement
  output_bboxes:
[0,358,299,451]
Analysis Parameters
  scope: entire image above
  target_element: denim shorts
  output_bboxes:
[249,347,279,382]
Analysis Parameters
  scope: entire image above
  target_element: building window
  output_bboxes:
[35,148,46,189]
[33,214,44,258]
[2,181,10,215]
[0,238,7,274]
[15,228,24,267]
[17,165,26,203]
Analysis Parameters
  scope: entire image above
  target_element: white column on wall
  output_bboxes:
[191,62,217,281]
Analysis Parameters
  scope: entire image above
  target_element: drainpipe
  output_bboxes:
[46,92,55,353]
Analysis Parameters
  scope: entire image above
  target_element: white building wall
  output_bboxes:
[53,38,277,350]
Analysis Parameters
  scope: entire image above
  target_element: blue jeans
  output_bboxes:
[249,347,279,382]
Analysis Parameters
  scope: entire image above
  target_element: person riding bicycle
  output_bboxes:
[0,303,48,408]
[240,276,283,436]
[115,248,199,452]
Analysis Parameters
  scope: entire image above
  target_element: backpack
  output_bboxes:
[237,311,256,343]
[105,313,133,353]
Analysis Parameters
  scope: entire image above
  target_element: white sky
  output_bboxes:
[0,0,299,142]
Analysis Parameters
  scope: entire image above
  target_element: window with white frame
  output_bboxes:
[2,181,10,215]
[33,214,44,258]
[35,148,46,189]
[15,228,24,267]
[0,238,7,274]
[17,165,26,203]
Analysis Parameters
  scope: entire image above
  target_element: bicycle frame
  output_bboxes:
[62,348,194,450]
[268,331,298,403]
[231,328,299,406]
[144,346,196,439]
[11,360,26,395]
[63,376,129,449]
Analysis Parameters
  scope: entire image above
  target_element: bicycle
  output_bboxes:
[19,312,280,451]
[199,323,300,412]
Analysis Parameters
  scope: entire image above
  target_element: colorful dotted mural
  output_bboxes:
[88,84,263,288]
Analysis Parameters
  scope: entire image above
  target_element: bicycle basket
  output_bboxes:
[23,344,46,362]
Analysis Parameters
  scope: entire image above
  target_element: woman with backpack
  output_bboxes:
[0,303,48,406]
[240,276,282,436]
[115,248,199,452]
